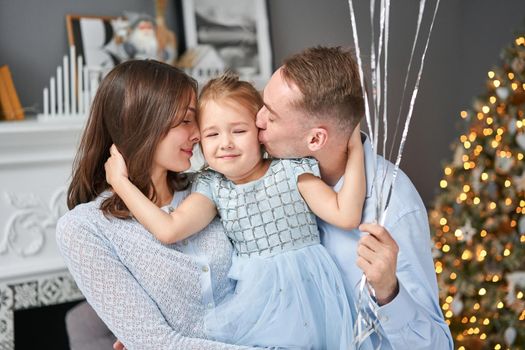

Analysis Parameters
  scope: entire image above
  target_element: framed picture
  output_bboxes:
[181,0,272,87]
[66,14,129,71]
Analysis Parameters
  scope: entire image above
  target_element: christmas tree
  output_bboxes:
[430,29,525,349]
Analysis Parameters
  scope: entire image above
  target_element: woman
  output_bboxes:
[56,60,252,349]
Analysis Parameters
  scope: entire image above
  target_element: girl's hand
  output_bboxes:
[348,123,362,151]
[105,144,129,187]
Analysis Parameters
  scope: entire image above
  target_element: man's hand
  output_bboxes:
[113,339,126,350]
[105,144,129,188]
[357,223,399,305]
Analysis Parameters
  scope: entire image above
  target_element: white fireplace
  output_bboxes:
[0,119,86,349]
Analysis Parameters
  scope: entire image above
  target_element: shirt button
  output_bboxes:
[202,266,209,273]
[168,206,174,213]
[182,240,188,246]
[207,303,214,309]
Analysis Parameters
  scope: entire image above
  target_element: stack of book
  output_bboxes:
[0,65,24,121]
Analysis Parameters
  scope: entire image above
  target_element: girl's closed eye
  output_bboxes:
[205,132,219,138]
[233,129,246,134]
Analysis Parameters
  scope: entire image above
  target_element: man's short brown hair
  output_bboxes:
[281,46,364,132]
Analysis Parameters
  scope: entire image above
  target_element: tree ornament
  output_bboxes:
[459,219,476,243]
[496,86,510,100]
[471,166,483,193]
[504,326,517,346]
[495,153,515,173]
[451,294,464,314]
[513,171,525,192]
[511,57,525,73]
[519,215,525,234]
[516,132,525,150]
[508,117,517,135]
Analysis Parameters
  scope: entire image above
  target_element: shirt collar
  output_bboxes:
[362,132,377,199]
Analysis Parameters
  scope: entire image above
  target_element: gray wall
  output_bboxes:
[1,0,525,206]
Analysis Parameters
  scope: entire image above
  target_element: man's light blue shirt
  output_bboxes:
[318,134,454,349]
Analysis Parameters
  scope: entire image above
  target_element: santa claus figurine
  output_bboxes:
[123,14,159,60]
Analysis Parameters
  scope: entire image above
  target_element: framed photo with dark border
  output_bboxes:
[181,0,272,87]
[66,14,128,70]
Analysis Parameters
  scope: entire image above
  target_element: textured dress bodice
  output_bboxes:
[194,158,354,349]
[193,158,321,257]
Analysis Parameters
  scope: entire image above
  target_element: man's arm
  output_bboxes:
[56,215,251,350]
[358,211,453,349]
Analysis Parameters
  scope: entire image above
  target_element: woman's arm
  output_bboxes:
[105,145,217,244]
[56,214,253,350]
[297,126,365,230]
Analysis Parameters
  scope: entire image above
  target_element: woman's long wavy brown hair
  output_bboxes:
[67,60,197,218]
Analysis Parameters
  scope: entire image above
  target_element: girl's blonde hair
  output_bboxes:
[198,73,263,119]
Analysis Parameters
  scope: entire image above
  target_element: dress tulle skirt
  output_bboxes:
[204,244,354,350]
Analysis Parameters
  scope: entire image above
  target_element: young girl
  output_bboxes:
[105,74,365,349]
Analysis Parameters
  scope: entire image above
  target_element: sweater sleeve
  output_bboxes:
[56,212,252,350]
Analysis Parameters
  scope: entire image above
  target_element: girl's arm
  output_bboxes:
[297,126,365,230]
[105,145,217,244]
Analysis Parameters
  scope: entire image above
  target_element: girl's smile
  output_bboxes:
[199,99,268,184]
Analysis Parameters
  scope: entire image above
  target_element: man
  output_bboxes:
[256,46,453,349]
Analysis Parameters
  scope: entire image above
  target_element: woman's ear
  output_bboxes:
[306,127,328,152]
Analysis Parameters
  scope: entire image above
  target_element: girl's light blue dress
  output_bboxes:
[193,158,354,350]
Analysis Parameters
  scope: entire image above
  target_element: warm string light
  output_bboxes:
[433,33,525,348]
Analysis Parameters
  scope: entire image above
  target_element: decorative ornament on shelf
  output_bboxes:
[122,13,159,61]
[38,46,101,122]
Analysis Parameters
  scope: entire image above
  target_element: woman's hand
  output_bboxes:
[348,123,362,151]
[105,144,129,188]
[113,339,126,350]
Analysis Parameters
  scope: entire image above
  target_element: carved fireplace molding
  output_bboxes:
[0,119,86,348]
[1,188,68,257]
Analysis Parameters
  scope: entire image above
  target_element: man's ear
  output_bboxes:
[306,127,328,152]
